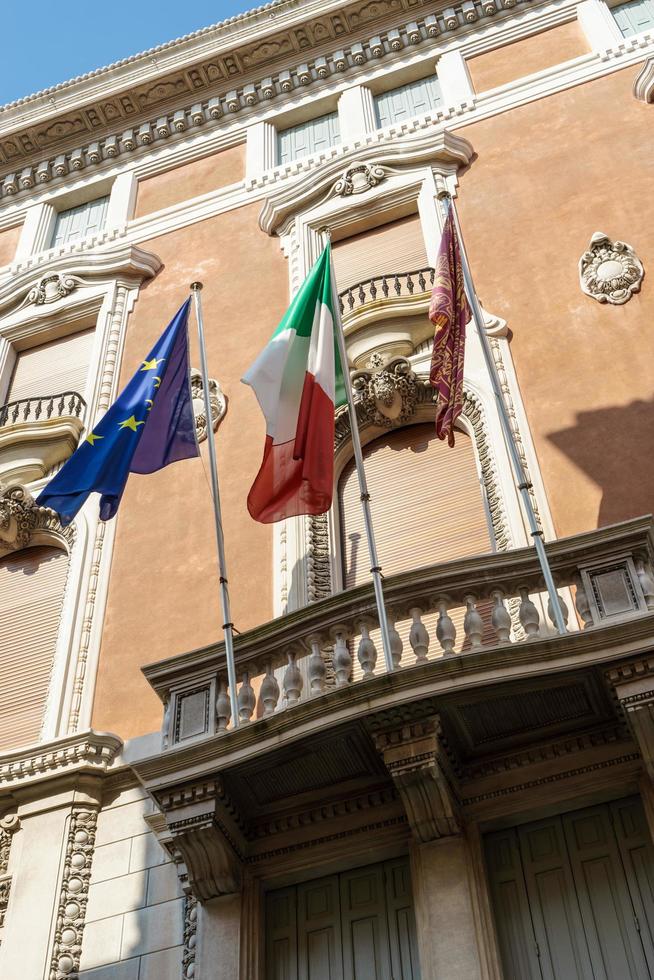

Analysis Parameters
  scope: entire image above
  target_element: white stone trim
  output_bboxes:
[437,50,475,105]
[577,0,623,49]
[246,120,277,177]
[634,56,654,100]
[337,85,377,142]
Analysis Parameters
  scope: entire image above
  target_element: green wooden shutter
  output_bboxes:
[51,196,109,248]
[611,796,654,972]
[277,113,341,165]
[384,858,421,979]
[340,864,392,980]
[297,874,343,980]
[563,804,651,978]
[374,76,442,129]
[266,886,298,980]
[485,828,544,980]
[612,0,654,36]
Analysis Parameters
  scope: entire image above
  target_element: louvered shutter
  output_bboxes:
[339,424,492,670]
[51,197,109,248]
[277,113,341,165]
[331,215,428,292]
[0,546,68,750]
[7,329,94,403]
[612,0,654,35]
[375,76,442,129]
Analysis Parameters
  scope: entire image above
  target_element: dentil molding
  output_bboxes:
[579,232,644,305]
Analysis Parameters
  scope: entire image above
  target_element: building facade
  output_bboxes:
[0,0,654,975]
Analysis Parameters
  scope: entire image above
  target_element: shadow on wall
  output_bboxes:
[547,395,654,529]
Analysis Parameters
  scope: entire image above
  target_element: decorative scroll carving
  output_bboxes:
[49,807,98,980]
[333,161,386,196]
[306,512,331,602]
[182,893,198,979]
[190,368,227,442]
[579,232,644,305]
[373,718,461,841]
[0,483,75,557]
[27,273,78,306]
[0,815,19,929]
[351,356,420,428]
[634,58,654,103]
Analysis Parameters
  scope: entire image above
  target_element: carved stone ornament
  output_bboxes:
[190,369,226,442]
[634,58,654,104]
[351,356,419,428]
[49,806,98,980]
[0,814,19,929]
[0,483,75,557]
[333,161,386,197]
[579,232,644,305]
[26,273,78,306]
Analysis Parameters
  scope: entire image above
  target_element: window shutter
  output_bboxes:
[277,113,341,165]
[331,215,428,292]
[0,546,68,750]
[374,76,442,129]
[7,328,95,403]
[51,197,109,248]
[612,0,654,35]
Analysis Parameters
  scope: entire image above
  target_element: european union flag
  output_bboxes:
[37,299,199,525]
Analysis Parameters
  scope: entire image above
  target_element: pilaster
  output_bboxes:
[338,84,377,142]
[14,202,56,260]
[437,51,475,108]
[577,0,622,50]
[245,120,276,178]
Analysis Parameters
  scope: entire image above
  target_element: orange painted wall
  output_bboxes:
[454,65,654,538]
[0,223,21,267]
[134,142,245,217]
[91,202,287,738]
[467,21,589,92]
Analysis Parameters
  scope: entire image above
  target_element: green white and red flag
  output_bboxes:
[242,244,346,524]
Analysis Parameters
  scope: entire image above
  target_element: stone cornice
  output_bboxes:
[0,0,532,197]
[0,731,123,795]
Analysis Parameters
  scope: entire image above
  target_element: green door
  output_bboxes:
[485,796,654,979]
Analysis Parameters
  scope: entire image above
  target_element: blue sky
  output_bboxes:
[2,1,256,106]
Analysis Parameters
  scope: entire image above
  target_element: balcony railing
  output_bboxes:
[146,518,654,749]
[0,391,86,428]
[338,267,435,315]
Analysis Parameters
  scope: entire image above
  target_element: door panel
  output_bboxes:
[340,865,391,980]
[518,819,594,980]
[297,876,343,980]
[612,797,654,972]
[385,858,422,980]
[266,886,298,980]
[563,805,651,980]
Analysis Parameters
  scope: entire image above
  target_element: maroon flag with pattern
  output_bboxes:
[428,208,471,447]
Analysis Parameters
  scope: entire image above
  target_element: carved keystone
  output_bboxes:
[373,718,461,842]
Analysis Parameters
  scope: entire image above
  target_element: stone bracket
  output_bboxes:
[607,661,654,784]
[373,717,461,842]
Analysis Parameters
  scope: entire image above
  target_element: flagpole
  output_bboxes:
[190,282,241,726]
[437,191,567,635]
[321,233,396,673]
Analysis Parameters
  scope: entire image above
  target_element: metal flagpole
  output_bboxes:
[190,282,241,726]
[322,233,396,673]
[437,192,567,635]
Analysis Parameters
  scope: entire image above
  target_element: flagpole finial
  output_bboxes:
[318,226,332,245]
[190,281,203,292]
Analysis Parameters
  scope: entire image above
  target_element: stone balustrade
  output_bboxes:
[338,267,435,315]
[0,391,86,428]
[146,517,654,748]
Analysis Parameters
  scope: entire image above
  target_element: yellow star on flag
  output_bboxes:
[118,415,146,432]
[86,432,104,446]
[141,357,164,372]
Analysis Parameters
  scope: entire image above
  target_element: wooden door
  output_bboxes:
[340,865,392,979]
[297,875,343,980]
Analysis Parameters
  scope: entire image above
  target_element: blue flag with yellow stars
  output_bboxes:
[37,298,199,525]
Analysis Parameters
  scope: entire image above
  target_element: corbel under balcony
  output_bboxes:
[0,391,85,484]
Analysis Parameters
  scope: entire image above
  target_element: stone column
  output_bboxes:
[374,718,483,979]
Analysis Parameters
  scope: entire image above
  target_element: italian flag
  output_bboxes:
[242,244,346,524]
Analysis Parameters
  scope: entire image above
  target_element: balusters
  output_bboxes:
[216,679,231,732]
[436,599,456,655]
[46,396,54,419]
[463,595,484,649]
[283,650,303,706]
[369,279,378,301]
[636,559,654,611]
[393,275,401,296]
[357,620,377,678]
[11,403,18,424]
[491,590,512,644]
[388,618,403,669]
[518,588,540,639]
[418,270,426,291]
[57,394,65,415]
[260,661,280,717]
[382,276,389,298]
[547,591,569,631]
[307,634,326,695]
[572,575,594,628]
[332,627,352,687]
[406,273,415,295]
[358,283,366,306]
[34,399,42,420]
[347,289,354,311]
[409,607,429,663]
[238,672,255,724]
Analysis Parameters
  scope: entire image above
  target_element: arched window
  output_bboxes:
[0,545,69,750]
[338,422,492,590]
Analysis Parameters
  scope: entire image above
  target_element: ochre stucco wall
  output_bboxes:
[454,65,654,538]
[91,202,287,738]
[467,21,589,93]
[0,223,21,268]
[134,142,245,217]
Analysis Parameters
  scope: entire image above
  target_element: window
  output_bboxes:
[611,0,654,35]
[0,546,69,750]
[51,196,109,248]
[6,329,95,404]
[277,112,341,165]
[374,76,442,129]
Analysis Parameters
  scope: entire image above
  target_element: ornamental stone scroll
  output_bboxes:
[579,233,644,305]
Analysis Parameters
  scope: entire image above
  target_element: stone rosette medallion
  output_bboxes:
[579,232,644,305]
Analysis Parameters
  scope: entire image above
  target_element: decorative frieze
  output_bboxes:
[579,232,644,305]
[49,807,98,980]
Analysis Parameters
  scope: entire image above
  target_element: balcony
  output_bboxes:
[0,391,86,484]
[133,519,654,901]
